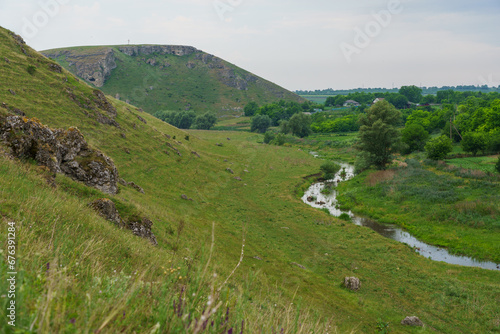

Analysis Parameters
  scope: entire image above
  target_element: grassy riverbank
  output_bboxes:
[336,159,500,263]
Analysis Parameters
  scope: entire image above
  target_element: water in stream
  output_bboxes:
[302,161,500,271]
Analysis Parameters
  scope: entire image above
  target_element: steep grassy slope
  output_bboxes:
[1,27,500,333]
[41,45,304,116]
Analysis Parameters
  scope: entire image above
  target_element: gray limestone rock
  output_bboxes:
[401,316,423,327]
[344,277,361,291]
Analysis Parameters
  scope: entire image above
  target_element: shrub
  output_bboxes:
[272,133,286,146]
[338,213,351,221]
[320,161,341,180]
[27,65,37,75]
[496,156,500,173]
[263,131,275,144]
[425,135,453,160]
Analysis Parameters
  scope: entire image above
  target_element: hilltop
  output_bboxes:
[1,26,500,333]
[41,44,304,116]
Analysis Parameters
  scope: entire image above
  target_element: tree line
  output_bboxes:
[153,110,217,130]
[296,85,500,96]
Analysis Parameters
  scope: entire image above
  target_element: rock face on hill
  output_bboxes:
[118,45,197,57]
[43,48,116,87]
[0,115,118,194]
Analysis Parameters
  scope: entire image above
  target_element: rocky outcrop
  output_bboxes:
[219,68,248,90]
[93,90,117,115]
[89,198,157,245]
[89,198,125,227]
[128,218,158,245]
[118,45,198,57]
[0,116,119,194]
[43,48,117,87]
[401,316,423,327]
[344,277,361,291]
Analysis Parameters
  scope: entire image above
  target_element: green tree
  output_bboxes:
[422,94,436,104]
[288,113,312,138]
[495,156,500,173]
[425,135,453,160]
[176,111,197,129]
[399,85,423,103]
[193,112,217,130]
[406,110,432,131]
[251,114,272,133]
[401,123,429,153]
[461,132,487,156]
[385,93,409,109]
[357,100,402,169]
[244,102,259,116]
[325,96,336,107]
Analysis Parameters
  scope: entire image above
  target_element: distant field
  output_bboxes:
[447,155,499,173]
[299,95,334,104]
[212,115,251,131]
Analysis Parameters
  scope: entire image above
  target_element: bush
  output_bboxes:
[272,133,286,146]
[320,161,341,180]
[263,131,275,144]
[425,135,453,160]
[27,65,37,75]
[496,157,500,173]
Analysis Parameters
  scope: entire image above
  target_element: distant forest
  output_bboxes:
[297,85,500,96]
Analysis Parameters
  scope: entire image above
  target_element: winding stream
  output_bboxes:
[302,160,500,271]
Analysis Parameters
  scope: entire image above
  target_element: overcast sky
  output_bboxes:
[1,0,499,91]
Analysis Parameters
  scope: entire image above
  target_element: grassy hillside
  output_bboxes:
[1,26,500,333]
[41,45,304,116]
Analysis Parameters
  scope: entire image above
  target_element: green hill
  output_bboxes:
[1,26,500,333]
[41,44,304,116]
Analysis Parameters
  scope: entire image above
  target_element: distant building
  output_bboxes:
[373,98,385,104]
[343,100,361,107]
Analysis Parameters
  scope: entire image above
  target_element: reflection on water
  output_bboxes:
[302,161,500,271]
